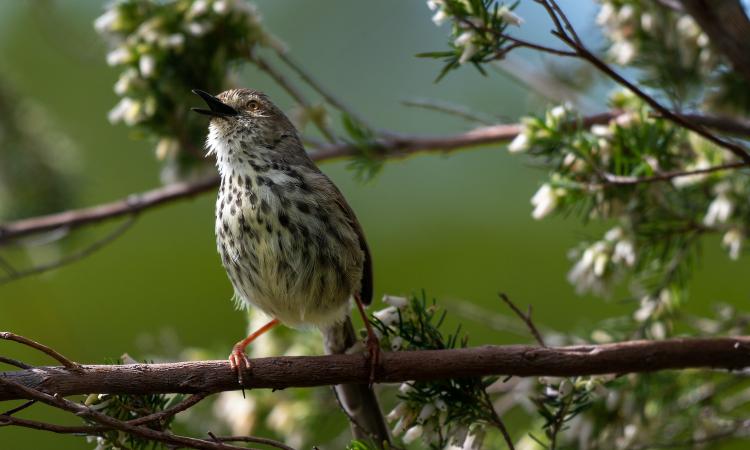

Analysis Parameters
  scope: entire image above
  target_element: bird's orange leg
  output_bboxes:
[229,317,280,385]
[354,294,380,385]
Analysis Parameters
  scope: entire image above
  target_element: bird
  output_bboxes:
[192,88,388,443]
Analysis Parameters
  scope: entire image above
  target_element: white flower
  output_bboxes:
[155,138,179,160]
[462,428,485,450]
[496,6,524,26]
[612,239,636,266]
[641,13,654,32]
[373,306,399,326]
[431,9,448,26]
[113,68,139,95]
[596,4,615,26]
[390,336,404,351]
[676,16,700,39]
[531,184,564,220]
[94,9,119,34]
[213,391,256,435]
[609,41,636,65]
[634,296,656,322]
[703,192,733,226]
[161,33,185,50]
[617,5,635,22]
[108,97,137,124]
[722,228,743,260]
[454,31,478,64]
[590,124,612,137]
[417,403,436,423]
[187,22,209,36]
[387,402,408,422]
[382,295,408,308]
[106,46,131,66]
[213,0,229,14]
[549,104,567,120]
[189,0,209,17]
[508,132,530,153]
[426,0,443,11]
[139,54,157,78]
[403,425,424,444]
[567,242,610,295]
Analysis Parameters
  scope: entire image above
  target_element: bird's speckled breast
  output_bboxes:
[213,138,363,328]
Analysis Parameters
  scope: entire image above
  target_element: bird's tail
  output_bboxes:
[323,316,391,448]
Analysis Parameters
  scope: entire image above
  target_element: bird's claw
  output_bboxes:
[229,345,252,385]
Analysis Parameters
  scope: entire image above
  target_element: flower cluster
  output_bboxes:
[95,0,280,178]
[595,1,750,113]
[567,226,636,297]
[372,293,509,449]
[420,0,523,80]
[507,90,747,305]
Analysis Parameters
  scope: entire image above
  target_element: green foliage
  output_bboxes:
[419,0,522,81]
[95,0,280,178]
[341,112,385,181]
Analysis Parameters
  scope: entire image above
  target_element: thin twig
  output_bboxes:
[401,98,496,125]
[0,356,32,370]
[0,399,36,417]
[0,331,81,370]
[482,389,515,450]
[275,50,374,131]
[0,216,137,285]
[498,293,546,347]
[250,53,337,143]
[128,392,207,426]
[209,434,297,450]
[0,377,257,450]
[534,0,750,164]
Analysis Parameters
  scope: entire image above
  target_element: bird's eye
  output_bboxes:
[247,100,260,111]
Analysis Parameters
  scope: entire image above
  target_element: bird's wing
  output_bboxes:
[331,187,373,306]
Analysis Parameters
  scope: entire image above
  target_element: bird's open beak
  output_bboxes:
[191,89,239,118]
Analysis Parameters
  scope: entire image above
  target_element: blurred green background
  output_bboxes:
[0,1,748,448]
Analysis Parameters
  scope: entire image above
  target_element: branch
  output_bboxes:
[2,337,750,401]
[4,111,749,247]
[678,0,750,84]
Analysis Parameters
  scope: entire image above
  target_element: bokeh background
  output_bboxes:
[0,1,748,448]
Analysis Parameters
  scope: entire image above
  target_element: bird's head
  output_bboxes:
[192,88,297,158]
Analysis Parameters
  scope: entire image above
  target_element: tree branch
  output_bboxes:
[3,111,749,246]
[678,0,750,84]
[2,336,749,401]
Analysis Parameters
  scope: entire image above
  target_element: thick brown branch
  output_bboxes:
[679,0,750,84]
[1,112,749,245]
[2,337,749,401]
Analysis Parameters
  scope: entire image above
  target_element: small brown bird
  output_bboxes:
[192,88,387,442]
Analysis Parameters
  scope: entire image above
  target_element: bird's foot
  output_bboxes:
[229,344,252,385]
[365,328,381,387]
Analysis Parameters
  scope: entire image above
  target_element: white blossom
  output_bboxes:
[612,239,636,266]
[390,336,404,351]
[432,9,448,26]
[106,46,132,66]
[417,403,436,423]
[213,0,229,14]
[373,306,399,326]
[161,33,185,50]
[426,0,443,11]
[139,54,157,78]
[382,294,408,308]
[703,190,733,226]
[722,228,743,260]
[531,183,564,220]
[113,68,140,95]
[403,425,424,444]
[187,21,209,36]
[609,40,636,65]
[496,6,524,26]
[596,4,615,26]
[508,132,530,153]
[386,401,409,422]
[189,0,210,17]
[455,31,478,64]
[213,391,256,435]
[94,9,120,33]
[591,124,613,137]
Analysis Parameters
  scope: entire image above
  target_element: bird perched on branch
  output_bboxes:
[192,88,388,444]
